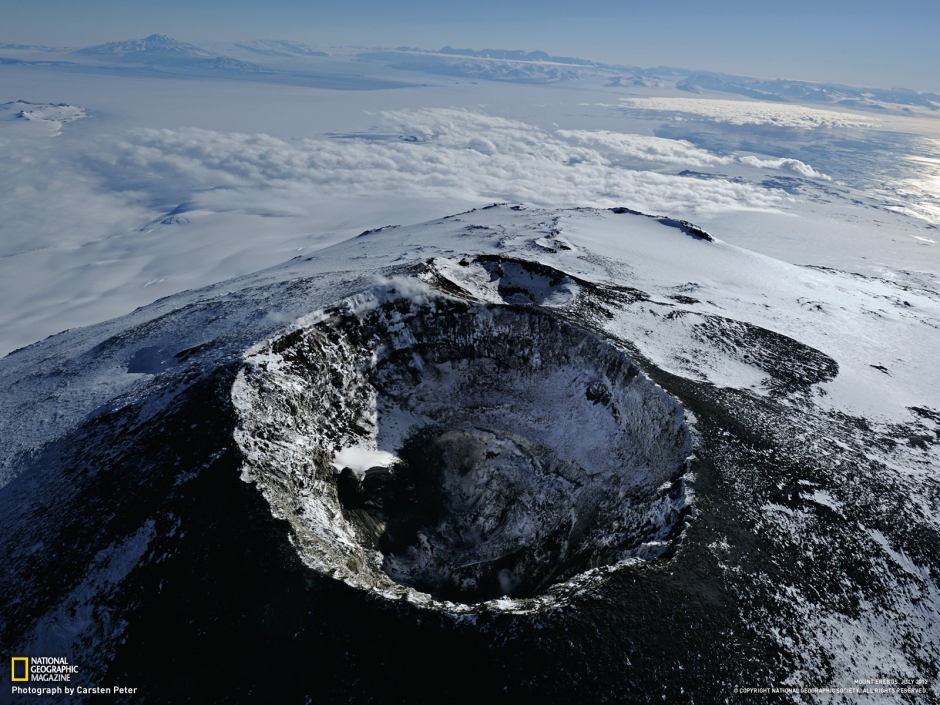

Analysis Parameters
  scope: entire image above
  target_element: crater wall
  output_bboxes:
[233,289,693,611]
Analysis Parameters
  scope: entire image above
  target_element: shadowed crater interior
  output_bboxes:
[234,289,693,608]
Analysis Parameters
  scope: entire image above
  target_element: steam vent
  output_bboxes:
[233,291,692,611]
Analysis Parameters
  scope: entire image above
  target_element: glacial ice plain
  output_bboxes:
[1,37,940,703]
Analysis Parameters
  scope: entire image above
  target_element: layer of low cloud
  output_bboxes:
[97,109,786,216]
[621,98,880,129]
[559,129,830,179]
[556,129,733,167]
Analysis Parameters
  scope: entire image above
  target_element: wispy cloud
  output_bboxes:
[555,129,732,167]
[555,129,830,179]
[737,155,831,180]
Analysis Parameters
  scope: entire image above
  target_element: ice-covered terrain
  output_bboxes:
[2,35,940,703]
[0,99,86,135]
[1,204,938,702]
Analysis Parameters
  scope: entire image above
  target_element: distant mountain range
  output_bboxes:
[235,40,327,57]
[2,34,935,109]
[74,34,268,72]
[434,46,595,66]
[0,42,70,52]
[674,72,940,110]
[357,50,583,83]
[358,46,940,108]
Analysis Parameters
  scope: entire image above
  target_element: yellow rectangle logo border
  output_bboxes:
[11,656,29,681]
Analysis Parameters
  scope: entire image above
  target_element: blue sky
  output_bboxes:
[3,0,940,91]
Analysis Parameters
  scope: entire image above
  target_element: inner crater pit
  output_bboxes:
[234,289,693,608]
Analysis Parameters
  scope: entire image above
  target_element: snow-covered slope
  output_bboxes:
[1,206,938,702]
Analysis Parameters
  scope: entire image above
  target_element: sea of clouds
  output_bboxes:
[93,109,795,215]
[0,105,841,355]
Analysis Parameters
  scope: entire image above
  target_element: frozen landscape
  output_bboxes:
[1,28,939,703]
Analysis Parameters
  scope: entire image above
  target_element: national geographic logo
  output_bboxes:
[9,656,138,697]
[10,656,78,682]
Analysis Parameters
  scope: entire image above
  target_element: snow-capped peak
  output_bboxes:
[75,34,217,59]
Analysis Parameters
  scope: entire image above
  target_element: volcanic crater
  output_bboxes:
[233,288,693,609]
